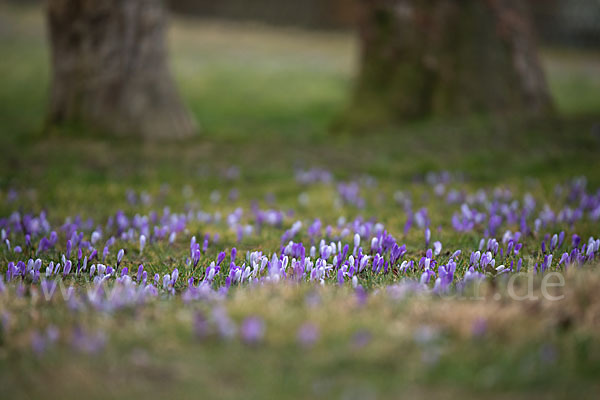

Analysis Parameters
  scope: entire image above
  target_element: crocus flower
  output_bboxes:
[353,233,361,249]
[136,265,144,282]
[117,249,124,267]
[66,240,72,258]
[63,260,72,277]
[212,307,236,340]
[240,316,265,345]
[572,234,581,248]
[217,252,226,266]
[433,241,442,256]
[558,253,569,266]
[91,231,101,245]
[139,235,146,254]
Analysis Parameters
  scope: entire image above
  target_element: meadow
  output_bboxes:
[1,5,600,399]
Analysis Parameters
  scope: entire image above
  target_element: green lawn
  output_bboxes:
[1,4,600,400]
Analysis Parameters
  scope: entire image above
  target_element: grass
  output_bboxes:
[1,4,600,400]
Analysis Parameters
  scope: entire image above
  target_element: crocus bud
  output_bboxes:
[139,235,146,254]
[117,249,124,266]
[433,241,442,256]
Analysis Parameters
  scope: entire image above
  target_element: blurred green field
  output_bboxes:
[1,4,600,400]
[0,5,599,193]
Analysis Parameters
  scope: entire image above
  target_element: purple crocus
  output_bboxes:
[217,251,226,266]
[572,234,581,248]
[117,249,124,267]
[240,316,265,345]
[136,264,144,282]
[139,235,146,254]
[66,240,72,258]
[212,307,236,339]
[433,241,442,256]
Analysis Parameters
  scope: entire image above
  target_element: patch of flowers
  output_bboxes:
[1,172,599,355]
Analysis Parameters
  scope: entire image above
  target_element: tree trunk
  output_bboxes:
[46,0,197,139]
[348,0,553,126]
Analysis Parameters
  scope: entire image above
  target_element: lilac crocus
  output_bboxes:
[136,264,144,282]
[433,241,442,256]
[139,235,146,254]
[117,249,124,267]
[91,231,101,245]
[217,251,226,266]
[572,234,581,248]
[240,316,265,345]
[66,240,72,258]
[212,307,236,340]
[558,252,569,266]
[63,260,72,277]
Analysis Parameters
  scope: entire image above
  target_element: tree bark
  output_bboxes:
[348,0,553,125]
[46,0,197,139]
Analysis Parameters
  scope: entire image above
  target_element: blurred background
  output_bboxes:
[0,0,599,191]
[168,0,600,48]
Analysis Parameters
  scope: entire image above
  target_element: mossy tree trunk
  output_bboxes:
[46,0,197,139]
[348,0,552,126]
